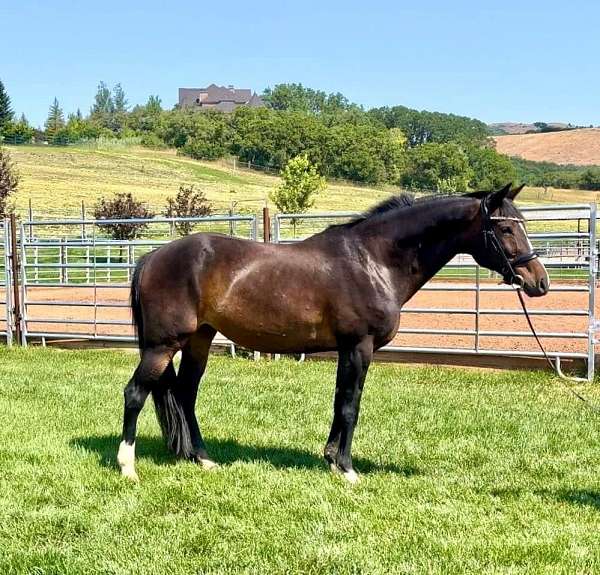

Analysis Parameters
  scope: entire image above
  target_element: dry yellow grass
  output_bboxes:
[6,143,598,219]
[7,145,390,217]
[495,128,600,166]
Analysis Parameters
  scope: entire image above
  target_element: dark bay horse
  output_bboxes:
[117,184,549,482]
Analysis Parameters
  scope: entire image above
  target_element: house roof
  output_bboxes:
[203,84,252,104]
[179,85,264,109]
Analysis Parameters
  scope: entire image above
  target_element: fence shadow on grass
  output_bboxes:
[552,489,600,509]
[488,486,600,510]
[71,433,418,476]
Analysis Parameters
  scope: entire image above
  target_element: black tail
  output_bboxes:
[151,376,194,458]
[130,252,193,458]
[130,253,149,352]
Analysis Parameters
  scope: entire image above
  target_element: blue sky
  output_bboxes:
[1,0,597,127]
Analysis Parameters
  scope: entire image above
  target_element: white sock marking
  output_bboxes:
[118,441,138,481]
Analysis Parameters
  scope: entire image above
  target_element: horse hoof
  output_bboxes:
[329,463,360,484]
[198,458,219,470]
[121,468,139,482]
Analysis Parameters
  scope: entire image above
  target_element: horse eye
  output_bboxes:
[501,226,512,235]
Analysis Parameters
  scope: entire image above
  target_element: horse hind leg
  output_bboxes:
[174,326,217,469]
[118,345,175,481]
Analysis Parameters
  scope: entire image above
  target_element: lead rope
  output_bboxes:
[516,288,600,411]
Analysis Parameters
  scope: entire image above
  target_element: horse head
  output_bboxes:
[469,184,549,297]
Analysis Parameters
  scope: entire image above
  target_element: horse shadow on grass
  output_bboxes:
[70,434,418,477]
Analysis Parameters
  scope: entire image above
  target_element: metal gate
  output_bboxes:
[1,218,14,345]
[274,204,597,380]
[15,214,257,346]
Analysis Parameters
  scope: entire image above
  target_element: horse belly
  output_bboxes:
[209,284,337,353]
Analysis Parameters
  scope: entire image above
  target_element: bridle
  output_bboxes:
[481,196,539,288]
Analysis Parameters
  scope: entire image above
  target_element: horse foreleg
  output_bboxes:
[326,336,373,484]
[175,327,217,469]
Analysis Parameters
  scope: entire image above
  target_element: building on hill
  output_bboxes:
[178,84,264,111]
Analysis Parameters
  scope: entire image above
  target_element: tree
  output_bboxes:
[164,184,212,235]
[90,81,116,132]
[1,115,35,144]
[466,146,516,190]
[45,98,66,141]
[0,147,19,217]
[270,155,325,233]
[401,143,473,193]
[93,192,155,241]
[369,106,490,148]
[0,79,13,132]
[91,81,114,115]
[146,95,162,115]
[262,83,353,115]
[112,84,129,134]
[113,83,128,113]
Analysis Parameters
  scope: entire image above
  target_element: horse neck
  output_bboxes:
[358,197,480,301]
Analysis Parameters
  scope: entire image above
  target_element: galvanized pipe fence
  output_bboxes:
[0,206,598,380]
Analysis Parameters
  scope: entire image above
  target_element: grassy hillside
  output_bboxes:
[7,144,392,218]
[7,143,599,219]
[495,128,600,166]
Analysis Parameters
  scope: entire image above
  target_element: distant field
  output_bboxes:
[6,143,599,219]
[495,128,600,166]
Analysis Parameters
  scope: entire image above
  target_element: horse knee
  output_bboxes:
[340,404,357,425]
[124,379,148,410]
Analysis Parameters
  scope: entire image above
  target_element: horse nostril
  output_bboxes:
[538,277,548,293]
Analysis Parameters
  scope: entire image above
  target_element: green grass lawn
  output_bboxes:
[1,347,600,573]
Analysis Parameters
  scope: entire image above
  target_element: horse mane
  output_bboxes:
[325,190,523,232]
[327,193,415,230]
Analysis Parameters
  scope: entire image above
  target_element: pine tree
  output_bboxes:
[113,83,128,113]
[0,79,14,131]
[91,81,114,115]
[45,97,65,139]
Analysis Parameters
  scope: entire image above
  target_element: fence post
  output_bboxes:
[28,199,33,241]
[81,200,86,240]
[127,244,133,282]
[9,213,22,345]
[263,206,271,243]
[60,238,67,284]
[587,202,597,381]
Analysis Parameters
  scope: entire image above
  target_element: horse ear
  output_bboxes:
[485,183,512,212]
[506,183,525,200]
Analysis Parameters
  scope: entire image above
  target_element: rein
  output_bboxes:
[480,198,599,411]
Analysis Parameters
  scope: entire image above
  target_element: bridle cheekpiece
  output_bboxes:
[481,196,539,288]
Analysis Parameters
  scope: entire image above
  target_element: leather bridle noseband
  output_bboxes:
[481,197,539,288]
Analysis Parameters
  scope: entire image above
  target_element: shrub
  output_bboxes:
[93,192,155,241]
[140,133,166,149]
[0,147,18,217]
[164,184,212,235]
